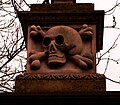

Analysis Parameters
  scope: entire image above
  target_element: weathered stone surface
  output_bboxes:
[15,73,106,93]
[27,25,95,73]
[18,3,104,52]
[31,3,94,12]
[15,0,106,93]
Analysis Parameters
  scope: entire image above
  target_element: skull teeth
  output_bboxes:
[49,54,64,58]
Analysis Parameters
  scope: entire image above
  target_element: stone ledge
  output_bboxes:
[16,73,105,80]
[15,73,106,93]
[31,3,94,12]
[0,92,120,104]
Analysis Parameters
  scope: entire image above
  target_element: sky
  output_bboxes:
[20,0,120,91]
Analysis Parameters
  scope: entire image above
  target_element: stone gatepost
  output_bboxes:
[15,0,106,93]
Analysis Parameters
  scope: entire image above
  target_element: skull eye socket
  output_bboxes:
[43,37,51,46]
[55,35,64,45]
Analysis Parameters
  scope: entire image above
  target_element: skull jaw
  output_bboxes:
[48,56,66,67]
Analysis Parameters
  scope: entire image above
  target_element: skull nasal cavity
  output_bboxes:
[49,44,56,52]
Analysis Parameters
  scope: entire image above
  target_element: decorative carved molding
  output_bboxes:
[16,73,105,80]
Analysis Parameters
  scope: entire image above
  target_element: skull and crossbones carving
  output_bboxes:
[28,25,94,71]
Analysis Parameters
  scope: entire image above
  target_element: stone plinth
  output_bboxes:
[15,73,106,93]
[16,1,106,93]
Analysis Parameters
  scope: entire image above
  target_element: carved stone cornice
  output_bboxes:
[16,73,105,80]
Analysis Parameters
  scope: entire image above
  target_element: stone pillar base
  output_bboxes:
[15,73,106,93]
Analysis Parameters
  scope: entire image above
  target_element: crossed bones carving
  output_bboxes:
[28,24,94,71]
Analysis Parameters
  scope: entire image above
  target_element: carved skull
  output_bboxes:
[42,26,83,67]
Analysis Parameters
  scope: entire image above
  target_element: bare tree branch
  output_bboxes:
[106,77,120,84]
[105,2,120,15]
[96,34,120,65]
